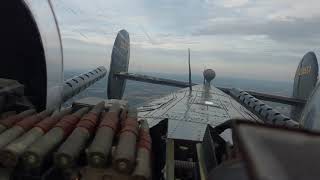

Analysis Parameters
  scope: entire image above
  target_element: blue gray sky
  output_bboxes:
[51,0,320,81]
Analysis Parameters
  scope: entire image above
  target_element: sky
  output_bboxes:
[51,0,320,81]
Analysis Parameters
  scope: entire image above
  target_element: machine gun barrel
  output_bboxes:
[229,88,299,127]
[22,107,89,169]
[62,67,107,102]
[86,103,121,168]
[54,102,105,168]
[0,108,72,168]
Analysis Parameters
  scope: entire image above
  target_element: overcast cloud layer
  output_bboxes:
[52,0,320,81]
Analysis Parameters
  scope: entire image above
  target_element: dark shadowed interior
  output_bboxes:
[0,0,47,110]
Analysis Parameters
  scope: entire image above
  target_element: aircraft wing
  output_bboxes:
[137,84,261,142]
[114,72,306,106]
[115,72,197,88]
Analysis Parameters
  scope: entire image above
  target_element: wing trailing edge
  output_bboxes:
[114,72,197,88]
[114,72,306,107]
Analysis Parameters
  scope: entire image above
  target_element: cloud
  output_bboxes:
[193,17,320,43]
[50,0,320,82]
[256,0,320,20]
[212,0,249,8]
[192,0,320,43]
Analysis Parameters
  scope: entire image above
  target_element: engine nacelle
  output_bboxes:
[0,0,64,110]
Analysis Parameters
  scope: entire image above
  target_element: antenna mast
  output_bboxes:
[188,48,192,91]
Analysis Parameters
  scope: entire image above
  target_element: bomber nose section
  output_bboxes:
[203,69,216,84]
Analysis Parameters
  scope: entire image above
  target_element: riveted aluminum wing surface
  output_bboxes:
[138,84,261,141]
